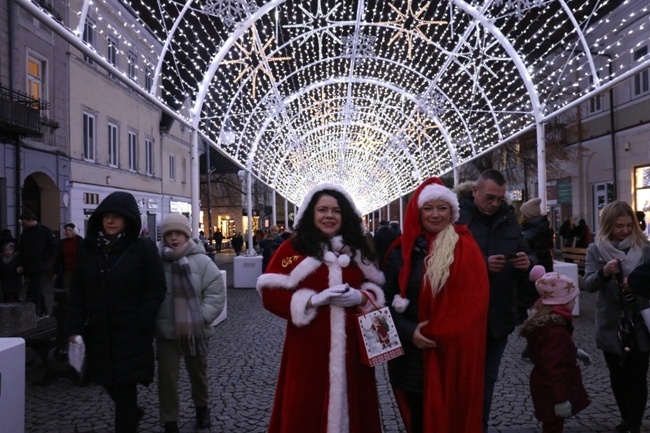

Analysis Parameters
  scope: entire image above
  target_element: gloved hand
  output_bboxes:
[310,285,347,307]
[330,287,363,307]
[577,348,592,366]
[554,401,572,419]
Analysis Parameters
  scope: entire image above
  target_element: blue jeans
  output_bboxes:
[483,334,509,433]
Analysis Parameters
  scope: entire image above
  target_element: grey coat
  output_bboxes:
[155,239,226,340]
[583,243,650,355]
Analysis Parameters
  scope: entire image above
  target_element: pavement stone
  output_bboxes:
[23,252,650,432]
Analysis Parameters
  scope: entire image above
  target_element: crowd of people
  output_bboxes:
[4,172,650,433]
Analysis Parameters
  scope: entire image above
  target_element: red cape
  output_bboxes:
[418,224,489,432]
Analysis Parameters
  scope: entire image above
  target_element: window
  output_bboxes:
[633,46,649,96]
[83,112,96,162]
[127,51,137,81]
[145,139,153,175]
[26,56,43,101]
[169,154,176,181]
[145,66,153,92]
[82,18,95,64]
[128,131,137,171]
[108,123,118,167]
[107,36,118,79]
[588,73,602,114]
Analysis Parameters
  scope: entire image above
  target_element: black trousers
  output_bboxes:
[604,350,650,428]
[105,383,139,433]
[26,271,47,315]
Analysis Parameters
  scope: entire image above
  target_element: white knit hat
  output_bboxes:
[162,213,192,238]
[294,183,361,227]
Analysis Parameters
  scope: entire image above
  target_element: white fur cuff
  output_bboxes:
[392,294,410,313]
[290,289,318,327]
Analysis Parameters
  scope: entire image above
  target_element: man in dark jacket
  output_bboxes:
[17,210,58,318]
[456,170,536,433]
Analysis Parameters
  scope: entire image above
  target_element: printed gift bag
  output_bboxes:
[356,306,404,366]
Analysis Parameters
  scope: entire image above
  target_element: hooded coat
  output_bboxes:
[521,311,590,422]
[66,191,166,386]
[256,236,385,433]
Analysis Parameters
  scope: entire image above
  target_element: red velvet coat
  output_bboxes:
[257,236,385,433]
[524,311,590,422]
[418,225,490,433]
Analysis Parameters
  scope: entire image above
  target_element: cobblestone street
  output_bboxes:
[23,252,649,432]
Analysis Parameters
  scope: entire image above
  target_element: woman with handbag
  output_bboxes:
[66,191,166,433]
[256,183,385,433]
[382,177,489,433]
[155,213,226,433]
[584,201,650,433]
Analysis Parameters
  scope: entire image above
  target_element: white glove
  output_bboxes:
[577,348,592,366]
[310,285,347,307]
[330,287,363,307]
[554,401,572,419]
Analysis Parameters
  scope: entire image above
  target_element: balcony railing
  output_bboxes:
[0,83,59,138]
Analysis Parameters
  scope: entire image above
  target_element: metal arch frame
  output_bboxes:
[18,0,643,230]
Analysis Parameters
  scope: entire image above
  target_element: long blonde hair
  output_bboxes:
[423,224,458,297]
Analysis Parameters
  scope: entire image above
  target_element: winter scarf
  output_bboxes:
[595,235,644,277]
[161,242,209,356]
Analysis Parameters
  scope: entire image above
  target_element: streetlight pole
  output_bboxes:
[204,141,215,239]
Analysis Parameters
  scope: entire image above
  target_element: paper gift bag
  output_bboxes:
[356,306,404,366]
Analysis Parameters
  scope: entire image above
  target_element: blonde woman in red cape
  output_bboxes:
[383,177,490,432]
[256,183,386,433]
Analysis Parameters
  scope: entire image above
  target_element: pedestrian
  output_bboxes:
[259,225,283,271]
[455,170,536,432]
[256,182,386,433]
[559,217,574,247]
[231,231,244,256]
[521,265,591,433]
[383,177,489,433]
[66,191,166,433]
[155,213,226,433]
[583,200,650,433]
[214,229,223,253]
[374,220,399,268]
[572,219,591,248]
[17,210,58,318]
[0,241,23,303]
[518,197,555,324]
[51,223,84,360]
[140,227,152,240]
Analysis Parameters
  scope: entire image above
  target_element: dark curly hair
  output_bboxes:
[292,189,377,264]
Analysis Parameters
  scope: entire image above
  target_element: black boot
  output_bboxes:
[164,421,179,433]
[196,406,212,429]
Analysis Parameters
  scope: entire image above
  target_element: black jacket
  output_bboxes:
[66,191,166,386]
[17,223,58,273]
[374,226,399,267]
[522,215,554,271]
[458,196,536,338]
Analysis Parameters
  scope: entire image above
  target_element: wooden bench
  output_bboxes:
[561,247,587,275]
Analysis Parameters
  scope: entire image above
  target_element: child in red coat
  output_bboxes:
[520,266,591,433]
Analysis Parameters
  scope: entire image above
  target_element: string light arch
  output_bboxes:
[18,0,650,221]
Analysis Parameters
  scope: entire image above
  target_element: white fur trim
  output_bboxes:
[327,305,348,433]
[294,183,362,227]
[323,250,338,264]
[360,282,385,307]
[417,184,460,222]
[290,289,319,327]
[392,294,410,313]
[337,254,350,268]
[256,256,323,294]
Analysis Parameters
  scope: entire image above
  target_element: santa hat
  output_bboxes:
[393,177,458,312]
[294,182,361,227]
[529,265,579,306]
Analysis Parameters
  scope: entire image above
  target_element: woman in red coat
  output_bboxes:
[383,177,489,432]
[257,183,385,433]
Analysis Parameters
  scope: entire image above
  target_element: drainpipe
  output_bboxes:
[8,0,22,236]
[607,56,617,200]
